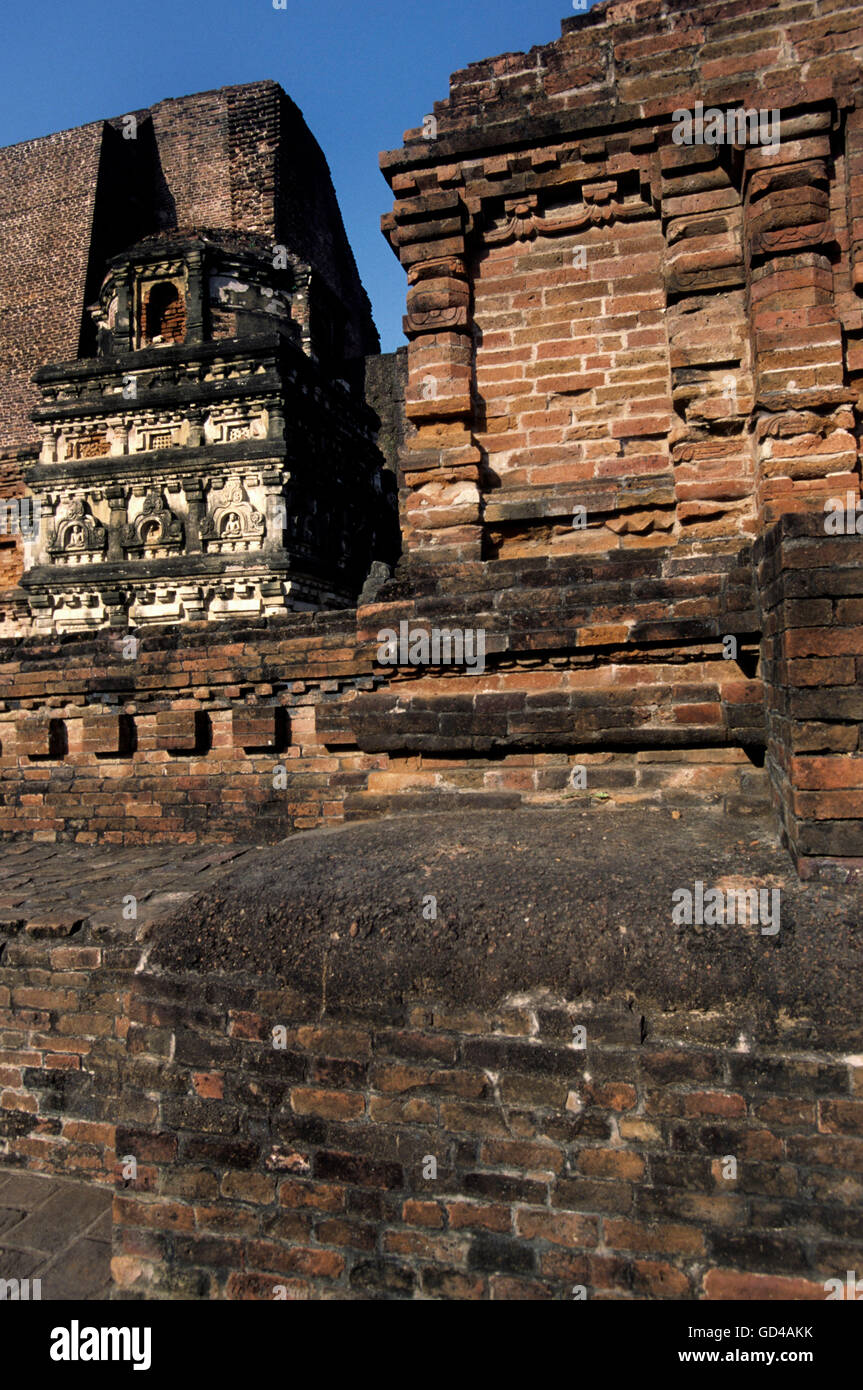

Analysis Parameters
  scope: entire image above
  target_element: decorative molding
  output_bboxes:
[483,187,649,246]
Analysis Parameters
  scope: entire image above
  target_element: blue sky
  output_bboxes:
[1,0,592,352]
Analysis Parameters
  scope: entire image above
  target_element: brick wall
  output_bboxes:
[2,511,860,865]
[0,934,134,1184]
[0,612,367,844]
[3,912,856,1300]
[756,513,863,869]
[0,531,776,845]
[0,844,257,1183]
[1,796,858,1301]
[3,9,860,862]
[0,123,104,450]
[1,0,861,1306]
[381,0,863,562]
[473,212,675,559]
[4,925,858,1300]
[107,970,862,1300]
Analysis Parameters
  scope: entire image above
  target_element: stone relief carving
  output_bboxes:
[200,477,265,553]
[47,498,107,565]
[404,256,470,336]
[205,405,267,445]
[121,491,184,557]
[483,185,648,246]
[131,417,179,453]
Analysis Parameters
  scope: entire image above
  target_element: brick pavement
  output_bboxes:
[0,1166,112,1300]
[0,840,259,938]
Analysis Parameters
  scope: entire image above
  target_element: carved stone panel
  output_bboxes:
[200,477,265,553]
[121,491,184,558]
[46,498,107,566]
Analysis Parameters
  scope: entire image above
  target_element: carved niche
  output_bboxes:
[121,491,184,558]
[200,477,265,553]
[47,498,107,565]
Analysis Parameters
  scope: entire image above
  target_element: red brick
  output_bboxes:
[578,1149,645,1180]
[290,1088,365,1121]
[515,1209,599,1248]
[683,1091,747,1118]
[402,1200,445,1228]
[247,1241,345,1279]
[446,1201,512,1233]
[192,1072,224,1100]
[605,1218,705,1256]
[278,1179,345,1212]
[704,1270,828,1301]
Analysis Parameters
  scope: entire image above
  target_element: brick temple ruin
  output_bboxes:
[0,0,861,1301]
